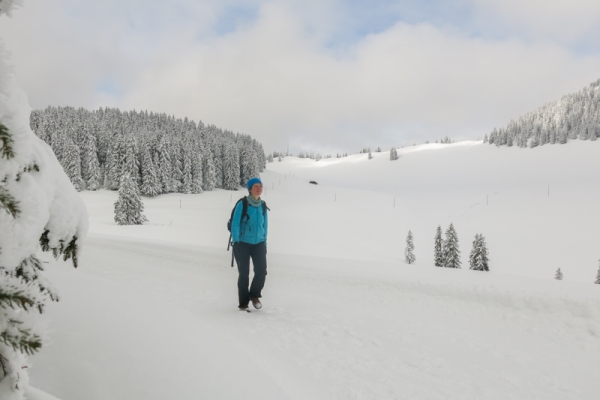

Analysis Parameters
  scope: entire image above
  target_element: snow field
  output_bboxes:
[29,140,600,399]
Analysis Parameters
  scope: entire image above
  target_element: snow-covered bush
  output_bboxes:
[0,3,88,398]
[555,268,563,280]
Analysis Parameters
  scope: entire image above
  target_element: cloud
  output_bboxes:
[468,0,600,48]
[1,0,600,154]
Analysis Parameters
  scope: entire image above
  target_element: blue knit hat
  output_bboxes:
[246,177,262,191]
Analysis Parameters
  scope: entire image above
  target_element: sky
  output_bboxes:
[1,0,600,154]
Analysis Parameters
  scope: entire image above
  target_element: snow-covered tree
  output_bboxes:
[202,155,216,191]
[434,226,443,267]
[114,174,147,225]
[0,18,88,398]
[139,141,160,197]
[595,260,600,284]
[404,230,415,264]
[390,147,398,161]
[104,135,123,190]
[555,268,563,280]
[443,223,461,269]
[222,141,241,190]
[121,134,139,184]
[81,132,101,191]
[190,151,204,194]
[238,136,259,185]
[469,234,490,271]
[156,137,173,193]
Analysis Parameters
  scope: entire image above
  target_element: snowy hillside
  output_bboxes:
[27,140,600,400]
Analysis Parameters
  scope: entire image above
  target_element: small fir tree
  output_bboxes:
[595,260,600,284]
[405,230,416,264]
[469,233,490,271]
[555,268,563,280]
[390,147,398,160]
[114,174,148,225]
[434,226,443,267]
[443,223,461,269]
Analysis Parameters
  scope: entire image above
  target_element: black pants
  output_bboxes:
[233,241,267,307]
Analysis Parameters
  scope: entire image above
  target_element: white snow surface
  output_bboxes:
[30,141,600,400]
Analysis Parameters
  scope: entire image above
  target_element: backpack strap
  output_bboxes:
[240,197,250,222]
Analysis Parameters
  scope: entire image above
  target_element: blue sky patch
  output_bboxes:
[96,78,123,99]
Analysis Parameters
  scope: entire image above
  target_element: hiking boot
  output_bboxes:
[251,297,262,309]
[239,304,249,311]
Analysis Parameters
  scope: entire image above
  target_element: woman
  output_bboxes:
[231,177,268,311]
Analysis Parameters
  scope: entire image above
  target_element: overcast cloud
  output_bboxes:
[1,0,600,154]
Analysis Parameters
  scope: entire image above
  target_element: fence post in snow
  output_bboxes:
[180,199,182,209]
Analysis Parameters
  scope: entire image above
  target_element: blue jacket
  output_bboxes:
[231,197,268,245]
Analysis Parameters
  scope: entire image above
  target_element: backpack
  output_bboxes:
[227,197,269,266]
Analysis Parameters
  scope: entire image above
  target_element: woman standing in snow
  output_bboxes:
[231,177,269,311]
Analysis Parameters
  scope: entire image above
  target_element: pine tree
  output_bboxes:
[595,260,600,284]
[238,137,259,185]
[139,141,160,197]
[202,155,216,191]
[170,141,183,192]
[121,134,139,184]
[390,147,398,161]
[469,234,490,271]
[114,174,148,225]
[222,142,240,190]
[434,226,444,267]
[104,135,123,190]
[157,138,173,193]
[404,230,416,264]
[81,133,102,191]
[555,268,563,280]
[181,144,193,194]
[443,223,461,268]
[190,151,204,194]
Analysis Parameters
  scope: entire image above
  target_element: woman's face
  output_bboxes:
[250,183,263,199]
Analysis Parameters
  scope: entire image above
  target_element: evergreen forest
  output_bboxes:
[487,78,600,147]
[30,106,266,194]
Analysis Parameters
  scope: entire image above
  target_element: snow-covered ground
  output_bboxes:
[30,141,600,399]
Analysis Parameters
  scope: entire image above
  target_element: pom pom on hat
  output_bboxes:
[246,177,262,191]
